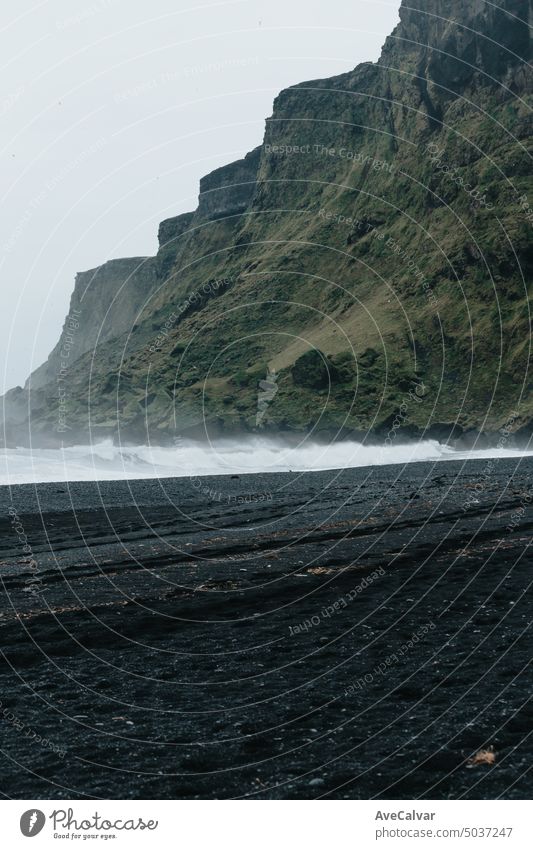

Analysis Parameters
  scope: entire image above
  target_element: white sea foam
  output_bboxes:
[0,438,532,485]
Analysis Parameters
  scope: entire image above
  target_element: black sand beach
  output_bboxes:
[0,457,531,799]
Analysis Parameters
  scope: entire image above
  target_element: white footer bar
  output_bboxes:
[2,799,530,848]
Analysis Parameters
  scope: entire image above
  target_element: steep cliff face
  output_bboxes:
[27,257,157,391]
[381,0,531,77]
[197,147,261,221]
[3,0,532,447]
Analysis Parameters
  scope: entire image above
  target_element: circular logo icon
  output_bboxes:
[20,810,46,837]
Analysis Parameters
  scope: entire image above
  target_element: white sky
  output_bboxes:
[0,0,400,390]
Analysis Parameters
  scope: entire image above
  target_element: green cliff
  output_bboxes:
[3,0,532,447]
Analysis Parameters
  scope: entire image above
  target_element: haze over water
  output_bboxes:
[2,438,533,485]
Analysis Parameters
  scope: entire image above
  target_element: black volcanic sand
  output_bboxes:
[0,457,532,800]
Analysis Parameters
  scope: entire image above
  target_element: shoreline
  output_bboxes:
[2,439,533,487]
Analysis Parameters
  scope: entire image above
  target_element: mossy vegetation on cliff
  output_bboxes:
[3,0,532,447]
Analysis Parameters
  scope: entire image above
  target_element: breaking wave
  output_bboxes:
[1,437,533,485]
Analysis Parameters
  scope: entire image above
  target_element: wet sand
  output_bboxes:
[0,457,531,799]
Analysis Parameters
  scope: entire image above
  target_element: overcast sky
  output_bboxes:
[0,0,400,391]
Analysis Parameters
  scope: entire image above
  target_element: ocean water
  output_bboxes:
[1,438,533,485]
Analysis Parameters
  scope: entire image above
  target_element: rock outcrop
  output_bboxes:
[197,147,261,221]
